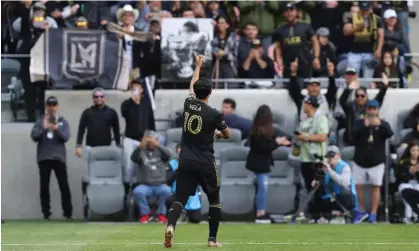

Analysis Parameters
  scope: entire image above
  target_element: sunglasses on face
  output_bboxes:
[93,95,104,99]
[356,94,366,98]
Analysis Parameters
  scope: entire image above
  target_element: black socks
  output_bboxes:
[208,206,221,242]
[167,202,183,228]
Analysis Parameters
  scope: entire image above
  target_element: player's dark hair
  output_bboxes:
[252,105,274,140]
[194,78,212,99]
[183,21,199,33]
[223,98,236,110]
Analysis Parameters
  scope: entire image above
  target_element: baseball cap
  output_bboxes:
[284,2,297,10]
[359,1,372,10]
[316,27,330,37]
[327,145,341,157]
[345,67,357,74]
[33,2,46,10]
[384,9,397,19]
[307,78,321,86]
[193,78,212,99]
[46,96,58,106]
[304,95,320,108]
[367,99,380,108]
[144,130,157,137]
[150,16,161,24]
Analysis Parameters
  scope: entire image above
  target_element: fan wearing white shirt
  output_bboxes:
[116,4,141,71]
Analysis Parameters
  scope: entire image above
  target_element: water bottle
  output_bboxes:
[389,168,396,183]
[329,132,336,145]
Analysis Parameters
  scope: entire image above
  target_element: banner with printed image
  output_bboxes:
[161,18,213,82]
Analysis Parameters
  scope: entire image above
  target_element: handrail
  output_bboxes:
[159,77,400,84]
[3,53,419,58]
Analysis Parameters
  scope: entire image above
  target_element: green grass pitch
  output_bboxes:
[1,221,419,251]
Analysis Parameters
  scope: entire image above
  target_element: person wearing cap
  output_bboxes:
[288,56,337,121]
[116,4,141,72]
[121,78,156,181]
[295,95,329,219]
[310,146,357,224]
[339,71,388,145]
[342,1,384,78]
[31,96,73,220]
[74,16,88,29]
[351,99,393,223]
[137,15,161,81]
[75,88,121,158]
[131,130,173,224]
[313,27,337,78]
[12,1,58,122]
[380,0,410,49]
[272,2,320,80]
[382,8,409,56]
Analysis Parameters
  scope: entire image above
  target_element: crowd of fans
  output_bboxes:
[2,1,419,87]
[3,0,419,224]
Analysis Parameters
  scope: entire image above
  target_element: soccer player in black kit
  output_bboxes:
[164,53,231,248]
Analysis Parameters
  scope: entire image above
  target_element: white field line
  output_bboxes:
[2,242,419,246]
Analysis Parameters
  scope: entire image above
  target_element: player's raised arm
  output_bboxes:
[189,52,205,95]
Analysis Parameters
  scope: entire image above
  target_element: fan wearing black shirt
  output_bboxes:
[164,53,231,249]
[273,2,320,80]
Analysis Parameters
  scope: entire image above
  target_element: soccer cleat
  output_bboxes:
[164,225,174,248]
[139,214,152,223]
[157,214,168,223]
[208,241,222,247]
[317,217,329,224]
[353,211,369,224]
[368,213,377,223]
[402,217,413,224]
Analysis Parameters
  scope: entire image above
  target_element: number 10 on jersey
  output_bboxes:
[184,112,203,134]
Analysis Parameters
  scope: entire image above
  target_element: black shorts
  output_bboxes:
[176,157,220,198]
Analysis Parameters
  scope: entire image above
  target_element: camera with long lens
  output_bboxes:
[313,154,326,181]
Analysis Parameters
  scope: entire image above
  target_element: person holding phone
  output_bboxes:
[240,38,274,79]
[351,100,393,223]
[121,78,156,182]
[31,96,72,220]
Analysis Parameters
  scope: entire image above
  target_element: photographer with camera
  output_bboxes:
[241,38,274,79]
[294,95,329,222]
[311,146,358,224]
[30,96,72,220]
[351,99,393,223]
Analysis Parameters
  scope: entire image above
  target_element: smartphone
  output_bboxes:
[294,131,301,136]
[48,116,56,125]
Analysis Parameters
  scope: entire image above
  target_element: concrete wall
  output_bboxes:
[1,89,419,219]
